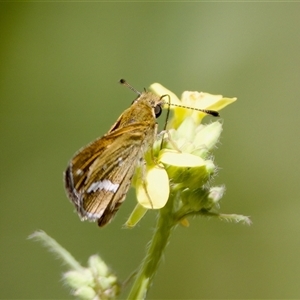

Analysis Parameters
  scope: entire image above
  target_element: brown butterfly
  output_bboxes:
[64,79,167,226]
[64,79,219,227]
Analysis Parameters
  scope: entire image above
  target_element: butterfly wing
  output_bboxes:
[64,123,152,226]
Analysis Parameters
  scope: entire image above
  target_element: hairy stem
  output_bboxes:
[126,197,175,300]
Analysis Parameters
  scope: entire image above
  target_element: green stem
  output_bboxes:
[126,198,175,300]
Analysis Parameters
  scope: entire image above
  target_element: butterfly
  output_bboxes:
[64,79,165,226]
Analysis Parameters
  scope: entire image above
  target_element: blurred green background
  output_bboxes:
[1,3,300,299]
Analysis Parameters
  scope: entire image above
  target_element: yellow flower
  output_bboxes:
[125,83,237,228]
[150,83,236,128]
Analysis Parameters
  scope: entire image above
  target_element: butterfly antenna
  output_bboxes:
[169,102,220,117]
[119,79,141,96]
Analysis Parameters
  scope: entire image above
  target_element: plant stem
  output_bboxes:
[29,230,83,272]
[126,198,175,300]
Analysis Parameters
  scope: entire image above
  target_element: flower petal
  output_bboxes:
[181,91,237,111]
[173,91,236,127]
[194,121,223,151]
[159,149,206,167]
[203,97,237,111]
[149,83,182,105]
[136,165,170,209]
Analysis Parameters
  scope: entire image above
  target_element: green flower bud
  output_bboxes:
[63,270,94,290]
[180,187,209,212]
[62,255,119,300]
[125,203,148,228]
[87,254,109,277]
[206,186,225,209]
[73,286,97,300]
[193,121,223,157]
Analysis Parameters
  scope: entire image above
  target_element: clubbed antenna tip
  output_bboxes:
[119,79,141,96]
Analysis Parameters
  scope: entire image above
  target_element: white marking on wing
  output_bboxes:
[75,169,83,176]
[117,157,123,166]
[82,208,105,221]
[87,179,119,194]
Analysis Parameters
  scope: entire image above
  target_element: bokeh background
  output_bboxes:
[1,2,300,299]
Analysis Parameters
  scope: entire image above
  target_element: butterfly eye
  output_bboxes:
[154,104,162,118]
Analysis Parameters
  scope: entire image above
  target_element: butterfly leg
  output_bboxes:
[158,129,182,153]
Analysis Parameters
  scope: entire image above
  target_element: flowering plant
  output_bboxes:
[31,83,250,300]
